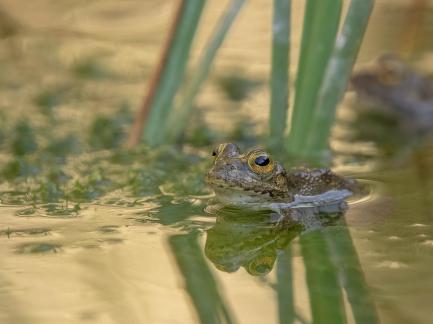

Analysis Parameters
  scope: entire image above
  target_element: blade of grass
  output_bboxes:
[324,223,379,324]
[168,233,236,324]
[126,1,185,148]
[268,0,291,150]
[135,0,206,146]
[300,230,346,324]
[286,0,342,157]
[167,0,246,142]
[305,0,375,161]
[276,247,295,324]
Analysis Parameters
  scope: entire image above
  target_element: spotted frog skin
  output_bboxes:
[205,143,358,209]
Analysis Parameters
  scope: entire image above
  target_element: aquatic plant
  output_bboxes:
[88,108,131,150]
[128,0,245,147]
[127,0,207,147]
[128,0,374,166]
[268,0,291,150]
[286,0,343,159]
[301,0,376,161]
[167,0,246,142]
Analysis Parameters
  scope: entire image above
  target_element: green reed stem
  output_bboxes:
[268,0,291,150]
[143,0,206,146]
[305,0,375,161]
[276,247,295,324]
[167,0,246,142]
[286,0,342,157]
[324,224,379,324]
[168,233,236,324]
[300,230,346,324]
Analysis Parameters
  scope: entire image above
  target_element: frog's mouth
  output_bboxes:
[205,172,262,193]
[212,186,275,206]
[205,173,278,205]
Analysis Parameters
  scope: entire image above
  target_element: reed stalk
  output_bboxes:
[305,0,375,161]
[268,0,291,150]
[286,0,342,157]
[167,0,246,142]
[126,1,185,148]
[127,0,206,147]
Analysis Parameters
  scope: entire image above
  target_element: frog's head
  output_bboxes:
[351,54,410,97]
[205,143,292,205]
[375,53,411,85]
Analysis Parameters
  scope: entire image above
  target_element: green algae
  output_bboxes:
[16,203,80,218]
[88,108,131,150]
[0,104,204,216]
[0,227,50,238]
[10,120,38,156]
[15,242,61,254]
[44,134,80,156]
[1,158,39,180]
[72,57,113,80]
[33,87,69,115]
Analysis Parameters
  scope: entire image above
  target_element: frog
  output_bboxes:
[205,143,359,217]
[351,53,433,137]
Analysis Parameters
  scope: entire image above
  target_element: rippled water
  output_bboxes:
[1,1,433,323]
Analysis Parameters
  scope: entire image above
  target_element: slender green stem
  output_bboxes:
[276,247,295,324]
[167,0,246,142]
[168,233,236,324]
[286,0,342,157]
[305,0,375,161]
[300,230,346,324]
[268,0,291,150]
[126,1,185,148]
[143,0,206,146]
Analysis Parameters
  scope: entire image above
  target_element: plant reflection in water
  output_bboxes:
[169,202,378,323]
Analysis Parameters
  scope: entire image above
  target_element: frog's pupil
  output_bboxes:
[212,150,217,156]
[255,156,270,166]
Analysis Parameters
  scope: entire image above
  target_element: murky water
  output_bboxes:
[1,1,433,323]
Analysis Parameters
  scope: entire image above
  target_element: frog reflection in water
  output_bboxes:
[205,143,358,224]
[205,208,301,275]
[205,207,344,276]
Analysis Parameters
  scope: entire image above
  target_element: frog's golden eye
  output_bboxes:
[246,256,275,276]
[247,151,275,174]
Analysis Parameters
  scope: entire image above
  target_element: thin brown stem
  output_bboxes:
[125,0,185,149]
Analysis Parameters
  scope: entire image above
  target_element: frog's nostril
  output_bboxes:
[224,163,239,172]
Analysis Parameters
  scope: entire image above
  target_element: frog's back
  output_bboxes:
[286,167,360,196]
